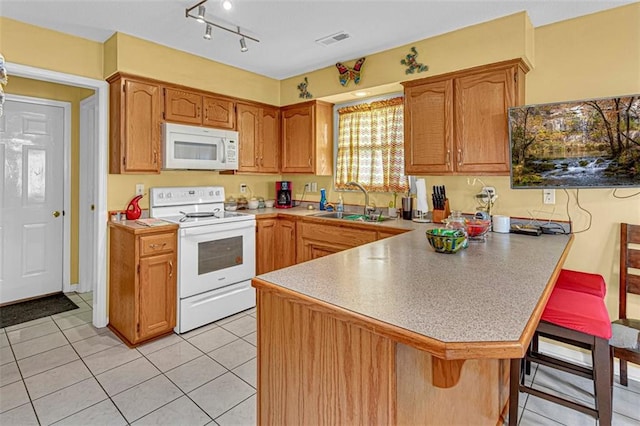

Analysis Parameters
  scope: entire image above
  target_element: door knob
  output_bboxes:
[53,211,61,217]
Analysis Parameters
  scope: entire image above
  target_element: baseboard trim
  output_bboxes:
[539,340,640,384]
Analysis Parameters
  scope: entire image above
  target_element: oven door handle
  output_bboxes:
[180,221,255,237]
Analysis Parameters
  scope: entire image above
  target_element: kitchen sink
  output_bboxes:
[311,212,390,222]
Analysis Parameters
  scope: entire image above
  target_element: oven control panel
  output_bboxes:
[150,186,225,207]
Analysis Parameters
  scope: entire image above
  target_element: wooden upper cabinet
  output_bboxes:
[203,95,235,129]
[164,88,202,124]
[454,67,517,174]
[164,86,235,130]
[260,106,280,173]
[402,59,528,175]
[237,102,280,173]
[108,74,163,174]
[281,100,333,175]
[404,79,453,175]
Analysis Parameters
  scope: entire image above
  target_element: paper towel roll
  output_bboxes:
[415,179,428,213]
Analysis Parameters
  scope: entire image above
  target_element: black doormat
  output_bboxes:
[0,293,79,328]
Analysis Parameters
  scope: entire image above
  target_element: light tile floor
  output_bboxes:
[0,292,638,425]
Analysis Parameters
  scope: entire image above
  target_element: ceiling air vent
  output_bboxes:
[316,31,350,47]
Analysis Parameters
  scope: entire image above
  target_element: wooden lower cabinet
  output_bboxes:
[256,216,297,275]
[297,220,378,263]
[108,222,177,346]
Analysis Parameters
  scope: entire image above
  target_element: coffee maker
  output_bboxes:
[275,181,293,209]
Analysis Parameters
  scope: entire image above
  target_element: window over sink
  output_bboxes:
[335,96,409,193]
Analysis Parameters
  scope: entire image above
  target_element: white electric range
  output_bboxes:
[149,186,256,333]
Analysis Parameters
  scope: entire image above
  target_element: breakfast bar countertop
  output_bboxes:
[255,228,573,359]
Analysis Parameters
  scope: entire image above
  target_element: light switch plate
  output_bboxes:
[135,184,144,196]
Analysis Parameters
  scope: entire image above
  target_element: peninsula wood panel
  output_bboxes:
[396,343,510,425]
[257,288,395,425]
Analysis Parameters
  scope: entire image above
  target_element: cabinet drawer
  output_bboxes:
[139,233,175,256]
[300,222,377,248]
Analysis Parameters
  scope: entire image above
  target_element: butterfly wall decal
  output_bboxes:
[335,57,365,86]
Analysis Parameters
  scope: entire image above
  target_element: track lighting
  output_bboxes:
[196,5,206,23]
[185,0,260,49]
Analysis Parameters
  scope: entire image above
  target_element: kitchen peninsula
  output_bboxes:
[252,228,573,425]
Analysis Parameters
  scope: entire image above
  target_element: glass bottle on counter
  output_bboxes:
[444,210,468,248]
[320,188,327,210]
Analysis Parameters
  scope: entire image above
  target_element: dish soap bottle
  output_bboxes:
[337,194,344,217]
[319,188,327,211]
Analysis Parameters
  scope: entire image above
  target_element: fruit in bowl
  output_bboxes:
[425,228,467,254]
[464,219,491,238]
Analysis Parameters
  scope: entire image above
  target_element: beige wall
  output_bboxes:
[4,77,95,284]
[279,12,534,106]
[0,18,104,80]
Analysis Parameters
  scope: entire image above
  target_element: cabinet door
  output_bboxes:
[281,104,314,173]
[237,103,261,172]
[256,218,277,275]
[454,67,515,174]
[138,252,176,341]
[164,88,202,125]
[275,218,296,269]
[203,96,235,129]
[404,80,453,174]
[123,79,162,173]
[260,106,280,173]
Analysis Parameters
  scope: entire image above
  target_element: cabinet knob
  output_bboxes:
[446,150,451,169]
[149,242,167,249]
[169,261,173,278]
[457,149,462,166]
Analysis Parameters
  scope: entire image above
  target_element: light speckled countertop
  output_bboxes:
[255,215,572,350]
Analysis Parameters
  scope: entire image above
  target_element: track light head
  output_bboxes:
[204,24,212,40]
[222,0,232,11]
[196,5,206,23]
[240,37,248,52]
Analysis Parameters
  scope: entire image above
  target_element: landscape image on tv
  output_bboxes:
[509,94,640,188]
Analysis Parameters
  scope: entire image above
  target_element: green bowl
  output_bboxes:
[425,228,467,254]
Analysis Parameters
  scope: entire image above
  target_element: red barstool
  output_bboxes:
[555,269,606,298]
[509,287,613,426]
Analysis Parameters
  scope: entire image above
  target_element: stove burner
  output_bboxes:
[179,209,220,222]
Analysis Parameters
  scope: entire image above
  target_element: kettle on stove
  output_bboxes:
[126,195,143,220]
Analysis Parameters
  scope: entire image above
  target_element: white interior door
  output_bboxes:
[0,98,67,304]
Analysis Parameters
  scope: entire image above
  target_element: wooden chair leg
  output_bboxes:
[594,337,612,426]
[509,358,521,426]
[620,359,628,386]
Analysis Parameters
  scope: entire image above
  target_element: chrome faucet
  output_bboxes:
[346,181,374,217]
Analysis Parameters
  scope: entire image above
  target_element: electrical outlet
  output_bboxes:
[304,183,311,192]
[543,189,556,204]
[311,182,318,192]
[240,184,247,194]
[135,184,144,196]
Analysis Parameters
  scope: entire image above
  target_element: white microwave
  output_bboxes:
[163,123,239,170]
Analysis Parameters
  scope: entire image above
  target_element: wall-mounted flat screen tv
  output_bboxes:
[509,94,639,188]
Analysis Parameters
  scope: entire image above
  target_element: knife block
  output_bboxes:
[431,200,450,224]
